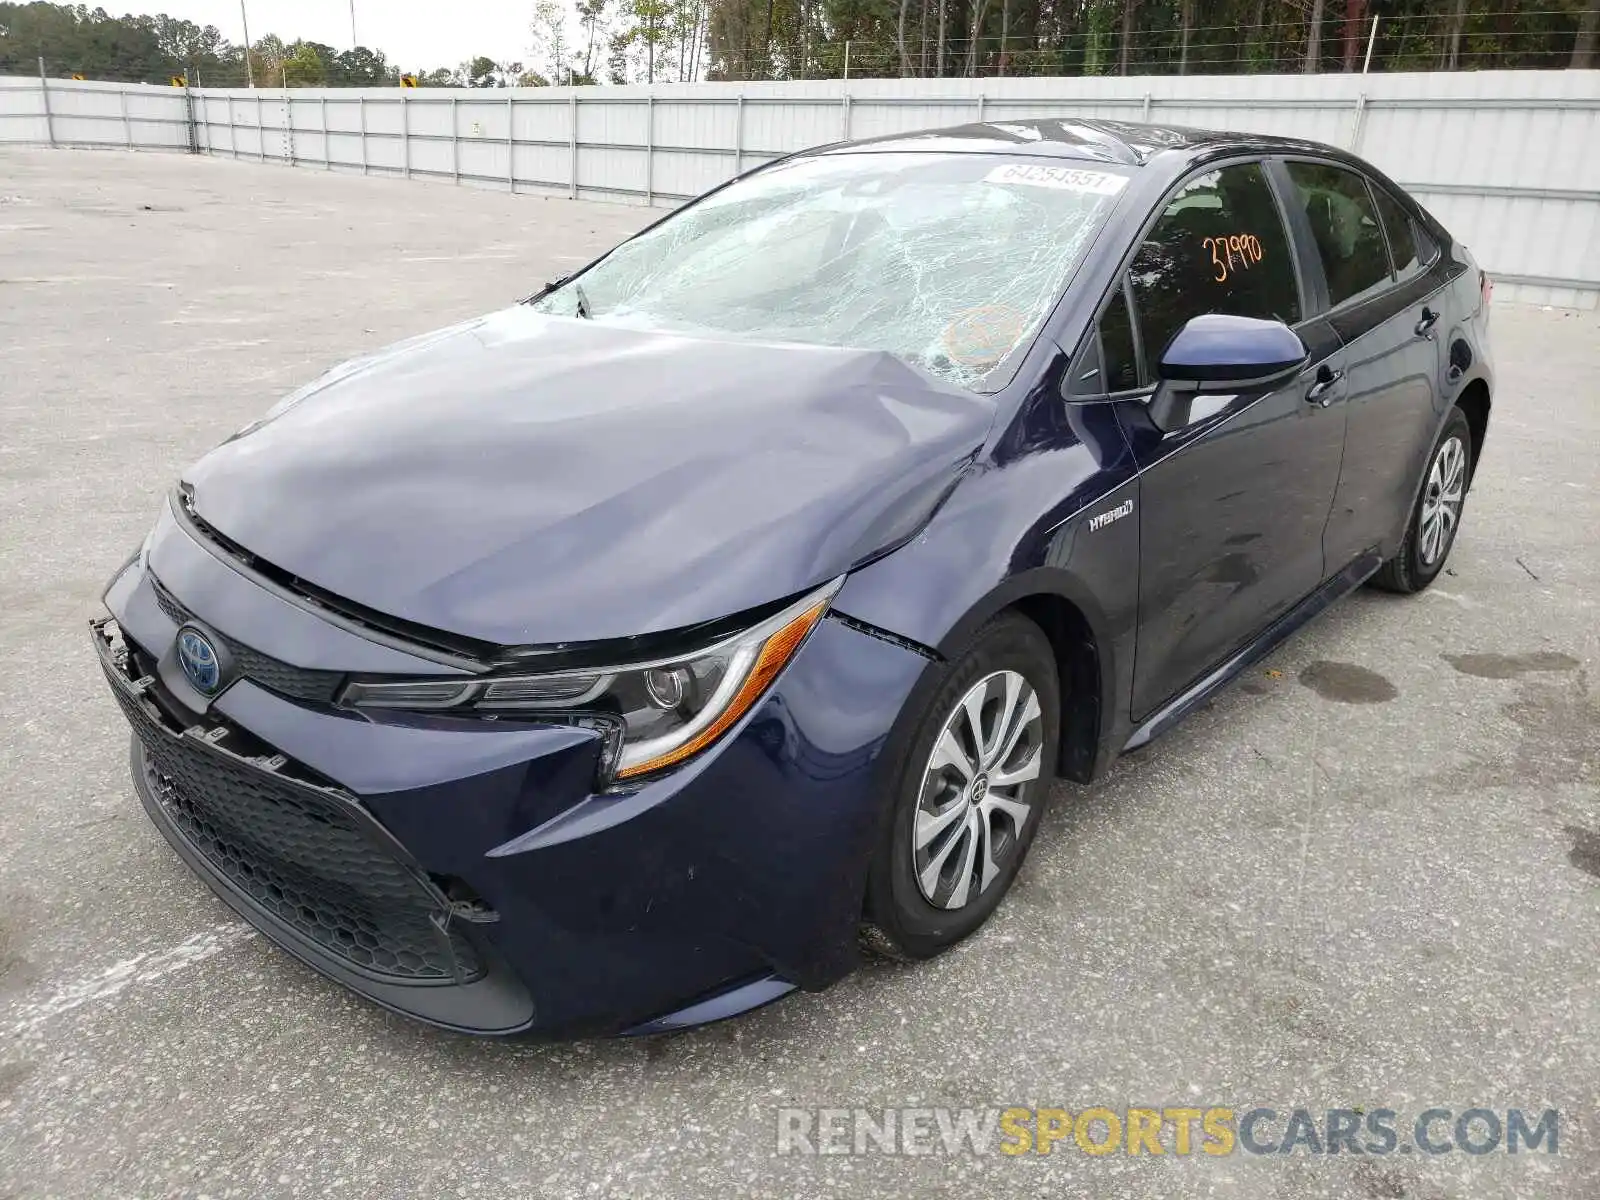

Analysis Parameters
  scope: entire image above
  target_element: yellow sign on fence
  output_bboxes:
[70,73,85,80]
[170,75,186,87]
[400,74,418,88]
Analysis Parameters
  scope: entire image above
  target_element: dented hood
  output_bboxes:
[183,307,995,647]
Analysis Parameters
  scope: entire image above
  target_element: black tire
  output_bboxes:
[1371,406,1474,594]
[861,613,1060,961]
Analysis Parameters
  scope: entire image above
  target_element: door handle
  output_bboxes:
[1414,306,1440,337]
[1306,366,1345,406]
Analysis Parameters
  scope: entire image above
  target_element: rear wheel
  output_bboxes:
[1372,407,1473,594]
[862,613,1059,961]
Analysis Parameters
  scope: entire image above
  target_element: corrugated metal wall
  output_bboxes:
[3,71,1596,307]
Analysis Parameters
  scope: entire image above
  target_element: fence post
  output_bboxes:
[358,94,367,174]
[1348,90,1368,153]
[321,95,330,169]
[843,40,851,80]
[120,84,132,149]
[183,73,199,154]
[976,93,985,122]
[226,91,236,157]
[283,88,295,166]
[401,90,410,179]
[734,94,744,174]
[841,91,851,140]
[38,57,54,148]
[569,92,579,199]
[451,95,460,184]
[506,93,515,193]
[645,94,654,207]
[1142,92,1152,122]
[256,93,265,162]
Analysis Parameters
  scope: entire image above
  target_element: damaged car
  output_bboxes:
[94,118,1492,1036]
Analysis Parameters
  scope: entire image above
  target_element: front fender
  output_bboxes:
[832,396,1142,777]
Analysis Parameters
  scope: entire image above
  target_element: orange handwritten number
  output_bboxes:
[1203,233,1263,283]
[1203,237,1228,282]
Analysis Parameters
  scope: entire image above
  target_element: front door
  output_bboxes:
[1110,160,1350,720]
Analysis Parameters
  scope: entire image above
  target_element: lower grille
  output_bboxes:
[100,627,482,985]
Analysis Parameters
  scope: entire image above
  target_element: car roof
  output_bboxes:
[814,117,1336,169]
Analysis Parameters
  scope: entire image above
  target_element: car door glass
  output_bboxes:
[1370,185,1426,280]
[1127,163,1301,366]
[1284,162,1392,306]
[1099,286,1141,392]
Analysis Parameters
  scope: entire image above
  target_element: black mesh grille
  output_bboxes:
[151,577,345,704]
[101,638,481,985]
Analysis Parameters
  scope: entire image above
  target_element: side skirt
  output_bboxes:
[1122,552,1384,752]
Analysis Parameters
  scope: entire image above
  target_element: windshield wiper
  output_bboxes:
[524,273,571,304]
[573,283,592,320]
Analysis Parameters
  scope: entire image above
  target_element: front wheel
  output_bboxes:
[1372,406,1474,594]
[862,613,1060,961]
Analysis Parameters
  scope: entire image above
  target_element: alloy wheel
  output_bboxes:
[1418,435,1467,567]
[912,669,1044,911]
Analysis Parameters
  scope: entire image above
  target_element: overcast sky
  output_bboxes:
[141,1,541,71]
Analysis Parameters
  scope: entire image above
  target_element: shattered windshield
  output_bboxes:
[529,152,1131,392]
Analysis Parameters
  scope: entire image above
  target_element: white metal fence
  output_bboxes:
[3,69,1598,308]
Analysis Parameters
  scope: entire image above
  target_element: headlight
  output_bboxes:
[340,580,841,784]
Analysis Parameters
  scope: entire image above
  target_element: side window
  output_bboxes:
[1284,161,1392,307]
[1127,162,1301,366]
[1099,285,1140,392]
[1370,184,1428,281]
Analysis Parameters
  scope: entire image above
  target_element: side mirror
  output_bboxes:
[1157,313,1309,394]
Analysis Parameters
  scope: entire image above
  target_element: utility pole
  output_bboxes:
[349,0,358,48]
[240,0,255,87]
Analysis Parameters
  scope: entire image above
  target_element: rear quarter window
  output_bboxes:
[1370,185,1433,281]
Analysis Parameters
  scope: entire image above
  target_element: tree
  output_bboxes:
[462,54,499,86]
[1341,0,1369,72]
[332,45,393,85]
[531,0,571,84]
[248,34,290,86]
[633,0,676,82]
[1576,0,1599,68]
[152,16,226,67]
[282,42,329,86]
[576,0,610,78]
[1304,0,1325,72]
[4,0,1597,87]
[1118,0,1136,75]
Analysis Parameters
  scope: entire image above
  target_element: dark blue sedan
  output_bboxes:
[94,119,1492,1037]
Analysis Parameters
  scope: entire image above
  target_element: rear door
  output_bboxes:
[1111,160,1348,720]
[1279,160,1445,569]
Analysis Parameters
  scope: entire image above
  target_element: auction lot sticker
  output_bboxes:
[985,164,1129,194]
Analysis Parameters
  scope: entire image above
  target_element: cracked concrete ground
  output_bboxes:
[1,148,1596,1199]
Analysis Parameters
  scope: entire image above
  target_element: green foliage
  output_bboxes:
[282,42,328,86]
[704,0,1598,80]
[2,0,1591,87]
[0,2,508,86]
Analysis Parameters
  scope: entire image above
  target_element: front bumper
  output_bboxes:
[96,511,930,1037]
